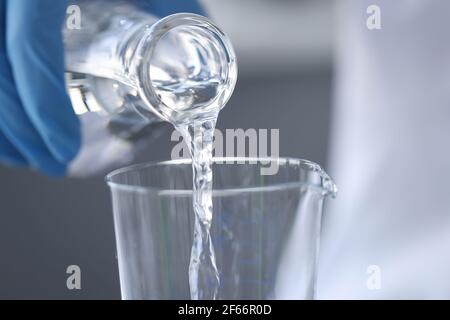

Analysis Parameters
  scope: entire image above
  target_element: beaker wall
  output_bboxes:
[107,157,336,299]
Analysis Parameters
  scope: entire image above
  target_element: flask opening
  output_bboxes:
[135,13,238,125]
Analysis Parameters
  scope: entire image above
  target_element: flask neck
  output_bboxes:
[66,12,238,127]
[129,14,238,126]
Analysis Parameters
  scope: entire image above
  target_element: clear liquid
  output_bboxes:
[177,118,220,300]
[150,25,232,299]
[152,79,221,113]
[148,23,231,125]
[69,71,226,300]
[68,38,230,300]
[65,5,236,299]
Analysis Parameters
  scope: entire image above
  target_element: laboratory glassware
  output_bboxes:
[64,0,237,139]
[106,157,337,299]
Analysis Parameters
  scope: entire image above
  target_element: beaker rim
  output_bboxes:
[106,157,337,197]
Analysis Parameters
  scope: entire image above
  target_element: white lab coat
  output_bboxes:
[317,0,450,299]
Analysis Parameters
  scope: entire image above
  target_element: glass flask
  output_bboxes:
[106,157,337,299]
[64,0,237,139]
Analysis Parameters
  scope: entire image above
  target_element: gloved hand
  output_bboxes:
[0,0,79,176]
[0,0,204,176]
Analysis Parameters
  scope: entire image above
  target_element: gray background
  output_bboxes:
[0,0,333,299]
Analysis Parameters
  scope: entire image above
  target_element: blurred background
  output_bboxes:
[0,0,334,299]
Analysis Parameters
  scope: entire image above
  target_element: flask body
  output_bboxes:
[64,0,238,138]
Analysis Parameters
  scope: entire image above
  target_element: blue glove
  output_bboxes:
[0,0,204,176]
[0,0,79,176]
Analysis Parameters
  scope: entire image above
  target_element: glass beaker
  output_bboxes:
[106,157,336,300]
